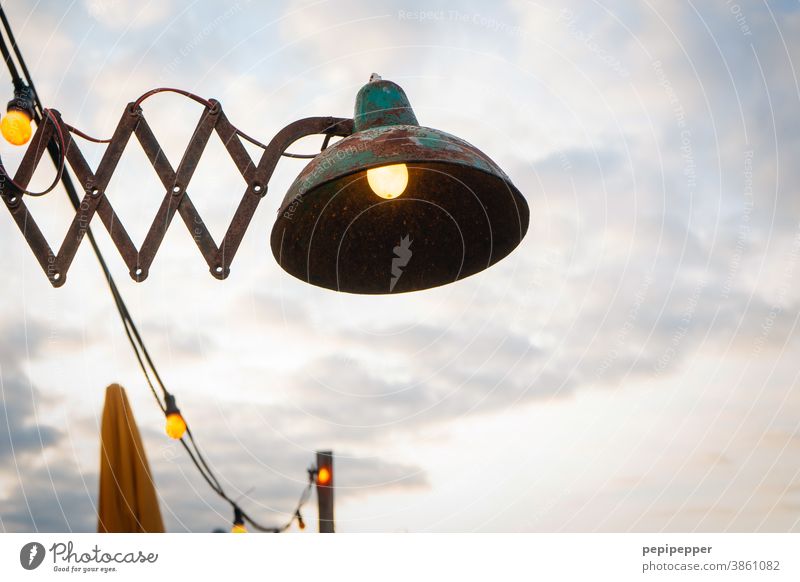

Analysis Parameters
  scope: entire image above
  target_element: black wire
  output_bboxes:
[0,19,19,85]
[64,122,111,143]
[0,7,40,116]
[132,87,214,110]
[185,426,224,493]
[281,133,336,159]
[281,151,319,159]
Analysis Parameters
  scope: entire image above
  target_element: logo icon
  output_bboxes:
[390,235,413,292]
[20,542,46,570]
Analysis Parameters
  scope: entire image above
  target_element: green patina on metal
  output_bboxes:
[278,77,511,212]
[271,74,529,294]
[353,77,418,131]
[279,124,510,210]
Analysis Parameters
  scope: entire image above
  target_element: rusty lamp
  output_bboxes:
[272,75,529,294]
[1,75,528,294]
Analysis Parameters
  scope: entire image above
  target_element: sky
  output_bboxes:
[0,0,799,533]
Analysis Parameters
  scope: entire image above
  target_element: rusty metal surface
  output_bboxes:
[353,78,418,132]
[272,161,529,294]
[276,124,515,214]
[273,77,529,294]
[0,101,352,287]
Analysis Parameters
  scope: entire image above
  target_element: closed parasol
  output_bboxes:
[97,383,164,532]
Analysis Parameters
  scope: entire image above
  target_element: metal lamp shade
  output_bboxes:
[270,78,529,294]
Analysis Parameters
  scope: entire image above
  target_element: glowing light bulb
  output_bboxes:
[165,412,186,440]
[367,163,408,199]
[163,393,186,440]
[1,109,32,146]
[231,507,247,533]
[317,466,331,486]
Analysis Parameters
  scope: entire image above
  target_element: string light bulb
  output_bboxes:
[1,81,34,146]
[164,393,186,440]
[317,466,331,486]
[367,163,408,199]
[231,507,247,533]
[296,510,305,531]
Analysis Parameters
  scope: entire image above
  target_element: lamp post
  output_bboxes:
[0,74,529,293]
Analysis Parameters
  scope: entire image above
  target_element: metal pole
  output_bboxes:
[316,450,334,533]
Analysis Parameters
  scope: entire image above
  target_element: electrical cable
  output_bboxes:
[63,122,111,143]
[0,14,20,85]
[132,87,215,110]
[0,107,67,196]
[59,87,331,159]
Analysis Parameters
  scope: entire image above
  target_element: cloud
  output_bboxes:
[0,374,60,464]
[0,322,61,464]
[83,0,172,30]
[0,462,96,532]
[141,417,429,532]
[0,321,79,532]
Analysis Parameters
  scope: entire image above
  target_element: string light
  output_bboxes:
[164,394,187,440]
[317,466,331,486]
[231,507,247,534]
[0,8,322,534]
[0,80,33,145]
[296,510,305,531]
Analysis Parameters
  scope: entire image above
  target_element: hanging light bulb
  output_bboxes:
[317,466,331,486]
[1,81,34,146]
[367,163,408,199]
[231,507,247,533]
[164,393,186,440]
[296,510,305,531]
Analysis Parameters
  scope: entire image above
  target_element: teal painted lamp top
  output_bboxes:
[353,73,419,131]
[271,74,529,294]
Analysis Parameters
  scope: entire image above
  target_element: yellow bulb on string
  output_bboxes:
[1,109,32,145]
[317,466,331,486]
[165,412,186,440]
[367,163,408,199]
[231,523,247,534]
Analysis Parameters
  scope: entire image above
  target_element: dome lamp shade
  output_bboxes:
[271,75,529,294]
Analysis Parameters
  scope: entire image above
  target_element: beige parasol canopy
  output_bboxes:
[97,383,164,532]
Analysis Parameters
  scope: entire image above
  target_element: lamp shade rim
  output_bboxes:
[271,160,529,294]
[277,124,515,214]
